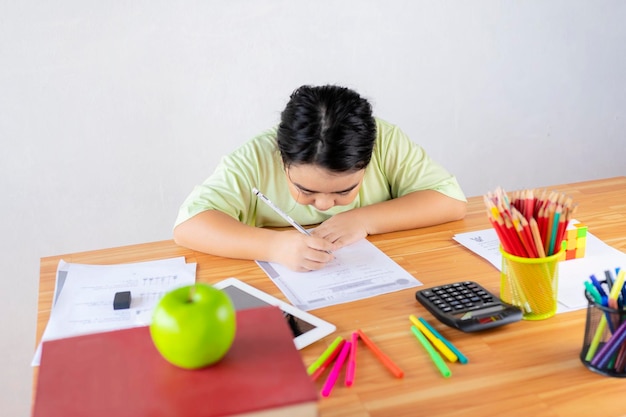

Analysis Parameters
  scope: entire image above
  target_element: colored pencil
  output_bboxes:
[484,187,575,259]
[529,217,546,258]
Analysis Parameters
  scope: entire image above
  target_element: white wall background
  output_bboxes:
[1,1,624,415]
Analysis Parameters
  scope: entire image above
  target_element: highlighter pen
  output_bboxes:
[321,341,351,397]
[252,188,311,235]
[585,315,608,362]
[345,332,358,387]
[584,281,603,305]
[411,325,451,378]
[618,268,626,308]
[356,329,404,378]
[584,281,614,333]
[409,315,457,363]
[311,340,345,381]
[610,270,626,302]
[307,336,344,375]
[417,317,468,364]
[592,319,626,368]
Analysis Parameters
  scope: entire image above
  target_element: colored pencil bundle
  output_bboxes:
[484,187,577,258]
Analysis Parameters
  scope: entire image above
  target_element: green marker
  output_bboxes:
[410,325,451,378]
[584,281,603,305]
[306,336,344,375]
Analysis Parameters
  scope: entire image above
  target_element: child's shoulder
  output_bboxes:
[373,117,412,145]
[225,126,280,165]
[246,125,279,147]
[374,117,395,132]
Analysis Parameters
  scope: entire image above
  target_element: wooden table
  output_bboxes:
[35,176,626,417]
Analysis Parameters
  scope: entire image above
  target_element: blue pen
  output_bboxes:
[601,295,608,308]
[590,274,607,298]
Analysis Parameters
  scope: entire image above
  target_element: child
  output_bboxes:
[174,85,467,271]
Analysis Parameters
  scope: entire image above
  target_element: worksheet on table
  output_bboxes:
[257,238,421,311]
[32,257,196,366]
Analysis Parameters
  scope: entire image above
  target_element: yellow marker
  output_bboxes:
[409,315,458,362]
[609,270,626,302]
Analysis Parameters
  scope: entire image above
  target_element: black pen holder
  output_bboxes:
[580,289,626,377]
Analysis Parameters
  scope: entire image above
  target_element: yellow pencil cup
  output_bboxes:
[500,246,563,320]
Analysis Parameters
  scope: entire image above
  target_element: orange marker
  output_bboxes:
[356,329,404,378]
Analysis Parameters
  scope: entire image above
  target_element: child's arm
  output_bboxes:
[312,190,467,248]
[173,210,335,271]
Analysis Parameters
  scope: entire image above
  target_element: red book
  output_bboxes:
[33,306,318,417]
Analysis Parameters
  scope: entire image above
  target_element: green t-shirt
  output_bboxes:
[175,118,466,228]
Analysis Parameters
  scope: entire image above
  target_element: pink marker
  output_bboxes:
[345,332,358,386]
[321,341,351,397]
[311,340,345,381]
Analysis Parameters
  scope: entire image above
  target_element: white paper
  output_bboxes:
[33,257,196,366]
[452,228,502,269]
[257,238,421,311]
[453,225,626,314]
[557,255,626,310]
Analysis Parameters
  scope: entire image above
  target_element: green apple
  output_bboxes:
[150,283,236,369]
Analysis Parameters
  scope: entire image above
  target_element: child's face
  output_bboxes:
[285,164,365,211]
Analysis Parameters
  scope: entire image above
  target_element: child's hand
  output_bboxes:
[312,213,368,249]
[271,230,335,272]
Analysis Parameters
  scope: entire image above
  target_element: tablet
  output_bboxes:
[213,277,335,349]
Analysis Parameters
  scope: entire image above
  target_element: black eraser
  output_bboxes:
[113,291,132,310]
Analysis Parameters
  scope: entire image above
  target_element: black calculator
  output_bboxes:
[415,281,522,332]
